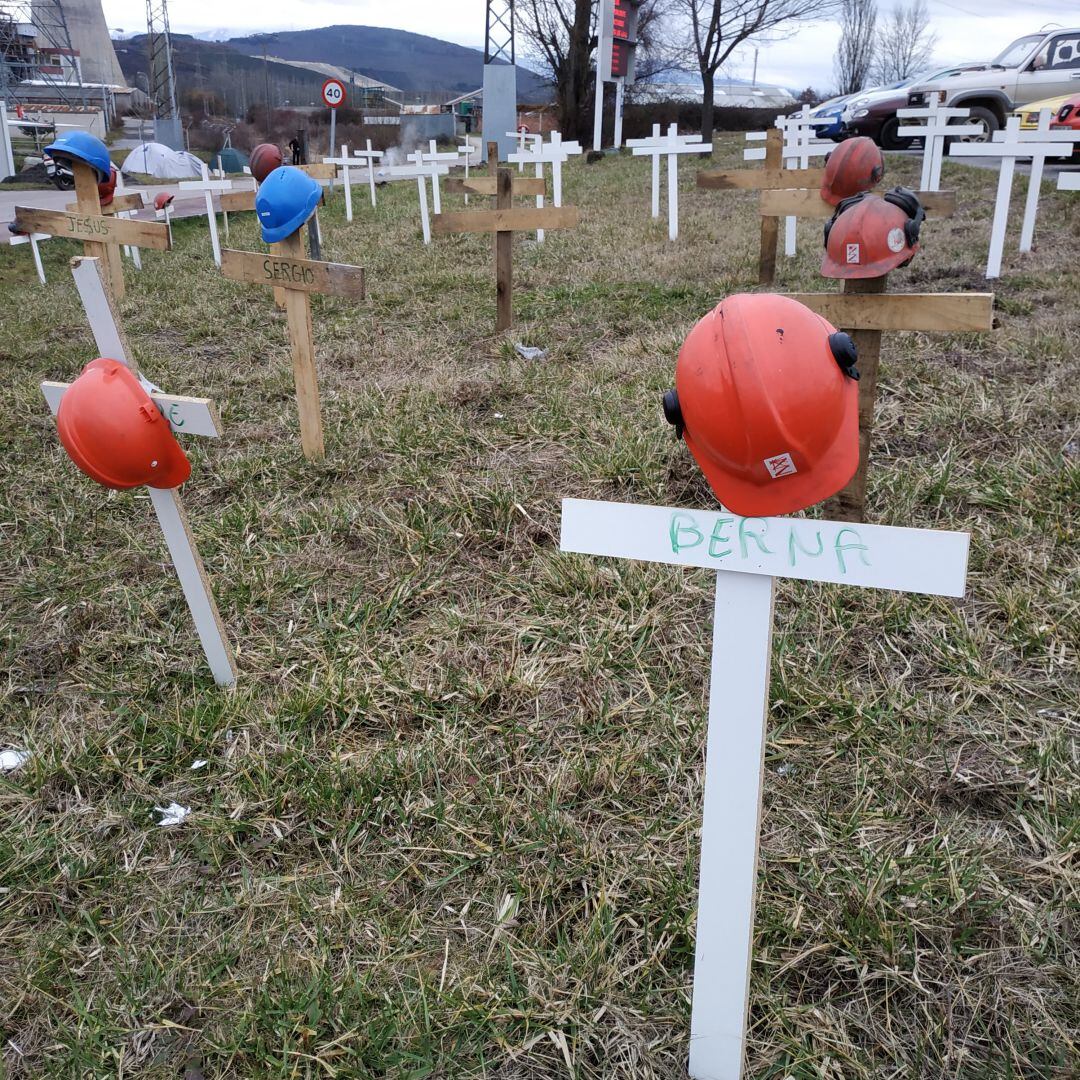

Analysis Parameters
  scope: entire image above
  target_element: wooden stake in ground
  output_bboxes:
[14,159,169,300]
[758,129,783,284]
[784,281,994,521]
[219,232,365,462]
[560,497,969,1080]
[432,144,580,332]
[41,256,235,686]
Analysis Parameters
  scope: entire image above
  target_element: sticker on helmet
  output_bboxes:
[763,452,797,479]
[846,243,860,264]
[887,226,906,253]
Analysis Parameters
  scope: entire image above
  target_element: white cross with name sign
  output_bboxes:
[560,497,968,1079]
[42,256,235,686]
[896,100,982,191]
[420,141,463,215]
[507,131,582,241]
[9,230,51,284]
[178,161,232,267]
[630,123,712,240]
[351,139,384,208]
[950,114,1076,277]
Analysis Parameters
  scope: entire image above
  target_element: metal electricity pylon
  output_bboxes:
[484,0,514,65]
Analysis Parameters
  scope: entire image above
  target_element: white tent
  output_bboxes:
[121,143,204,179]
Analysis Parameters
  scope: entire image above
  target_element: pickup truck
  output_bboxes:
[907,29,1080,140]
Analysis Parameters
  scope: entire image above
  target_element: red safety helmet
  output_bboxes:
[98,165,118,207]
[821,188,924,279]
[662,293,860,517]
[56,358,191,490]
[250,143,284,183]
[154,191,174,211]
[820,137,884,206]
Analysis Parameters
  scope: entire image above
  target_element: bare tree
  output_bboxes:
[672,0,841,142]
[874,0,936,84]
[517,0,670,145]
[833,0,876,95]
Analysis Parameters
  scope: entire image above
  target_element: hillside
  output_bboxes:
[224,26,552,99]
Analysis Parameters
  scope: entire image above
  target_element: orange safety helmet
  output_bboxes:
[56,358,191,490]
[154,191,174,211]
[250,143,284,183]
[820,137,884,206]
[822,187,924,279]
[662,293,860,517]
[98,165,118,207]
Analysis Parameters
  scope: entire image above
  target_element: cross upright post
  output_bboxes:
[896,100,982,191]
[178,161,233,267]
[629,123,712,241]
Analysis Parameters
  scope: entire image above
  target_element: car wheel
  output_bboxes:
[878,116,913,151]
[955,106,998,143]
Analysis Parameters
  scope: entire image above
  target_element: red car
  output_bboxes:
[1051,94,1080,158]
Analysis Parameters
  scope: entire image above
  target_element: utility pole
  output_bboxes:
[145,0,181,148]
[262,42,271,137]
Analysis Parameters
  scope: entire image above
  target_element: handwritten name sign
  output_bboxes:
[560,498,969,597]
[219,249,365,299]
[12,206,170,250]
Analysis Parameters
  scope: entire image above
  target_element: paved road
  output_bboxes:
[890,148,1080,180]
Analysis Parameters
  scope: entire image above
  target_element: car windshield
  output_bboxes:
[992,34,1044,67]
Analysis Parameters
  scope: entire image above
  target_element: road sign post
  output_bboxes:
[322,78,346,180]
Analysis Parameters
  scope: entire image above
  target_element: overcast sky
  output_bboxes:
[101,0,1077,92]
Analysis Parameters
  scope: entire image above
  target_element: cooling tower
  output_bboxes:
[36,0,126,86]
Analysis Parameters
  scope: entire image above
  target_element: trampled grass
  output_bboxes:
[0,134,1077,1078]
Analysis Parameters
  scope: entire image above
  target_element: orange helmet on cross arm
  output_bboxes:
[821,188,924,279]
[98,165,118,207]
[820,136,884,206]
[56,358,191,490]
[662,293,860,518]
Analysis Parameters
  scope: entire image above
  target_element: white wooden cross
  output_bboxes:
[458,138,480,203]
[113,169,143,270]
[745,109,832,255]
[506,128,541,171]
[178,161,232,267]
[630,123,712,240]
[950,114,1073,277]
[507,131,582,241]
[896,100,982,191]
[323,143,362,222]
[9,230,51,284]
[375,156,452,244]
[351,139,384,208]
[42,256,236,686]
[560,497,968,1079]
[419,141,462,214]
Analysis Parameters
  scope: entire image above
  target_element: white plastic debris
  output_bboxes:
[0,749,30,773]
[190,760,208,770]
[514,343,548,361]
[155,802,192,827]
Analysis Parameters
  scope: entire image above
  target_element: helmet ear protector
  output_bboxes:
[663,389,684,438]
[829,332,859,380]
[883,186,925,247]
[823,191,870,246]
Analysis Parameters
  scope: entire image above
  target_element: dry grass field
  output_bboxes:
[0,134,1077,1079]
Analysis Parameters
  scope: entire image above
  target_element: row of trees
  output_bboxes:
[833,0,938,96]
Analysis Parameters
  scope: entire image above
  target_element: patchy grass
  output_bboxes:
[0,133,1077,1078]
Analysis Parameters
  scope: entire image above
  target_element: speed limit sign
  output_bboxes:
[321,79,346,108]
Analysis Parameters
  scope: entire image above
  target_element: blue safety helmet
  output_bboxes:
[43,130,112,182]
[256,166,321,244]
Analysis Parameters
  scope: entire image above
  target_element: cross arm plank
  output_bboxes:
[13,207,170,250]
[298,163,337,180]
[65,192,144,214]
[42,381,222,436]
[760,187,957,217]
[445,176,546,196]
[220,189,257,212]
[432,205,580,234]
[698,166,826,190]
[220,248,365,298]
[784,291,994,332]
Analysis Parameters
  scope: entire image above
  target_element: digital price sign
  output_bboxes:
[599,0,641,84]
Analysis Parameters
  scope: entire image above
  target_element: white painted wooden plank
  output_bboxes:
[41,381,221,437]
[559,499,969,597]
[71,256,129,362]
[1058,172,1080,191]
[688,569,774,1080]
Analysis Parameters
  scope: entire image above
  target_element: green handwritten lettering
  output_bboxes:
[834,528,871,574]
[709,517,734,559]
[669,512,703,553]
[167,403,185,428]
[788,527,825,566]
[738,517,772,558]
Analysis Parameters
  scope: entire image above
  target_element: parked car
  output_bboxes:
[908,28,1080,141]
[842,65,988,149]
[1050,93,1080,157]
[1013,94,1072,129]
[807,94,852,141]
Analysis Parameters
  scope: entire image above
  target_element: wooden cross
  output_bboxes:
[351,139,384,208]
[629,122,712,240]
[220,224,365,461]
[896,100,982,191]
[949,115,1071,278]
[178,161,232,267]
[415,145,459,215]
[14,158,169,300]
[432,143,580,331]
[376,157,450,244]
[782,283,994,522]
[323,143,365,222]
[560,498,969,1080]
[42,256,235,686]
[8,229,52,284]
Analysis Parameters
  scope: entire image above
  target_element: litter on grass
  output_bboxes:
[0,749,30,772]
[514,343,548,361]
[155,802,192,827]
